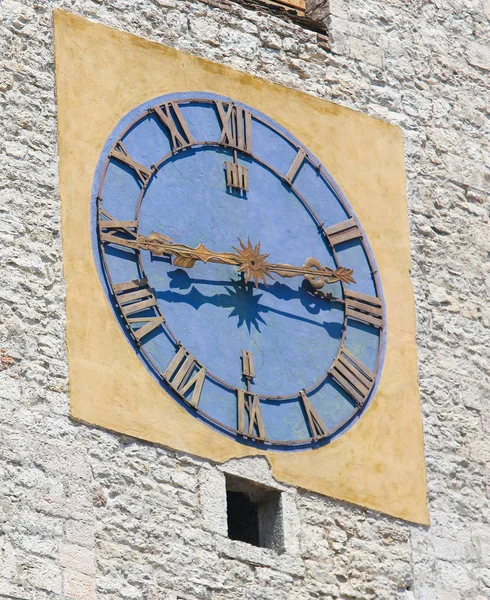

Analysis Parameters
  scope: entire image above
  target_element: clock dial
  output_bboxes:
[93,92,385,450]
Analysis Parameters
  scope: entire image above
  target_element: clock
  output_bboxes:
[92,92,385,451]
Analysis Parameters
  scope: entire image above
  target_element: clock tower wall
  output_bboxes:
[1,1,489,600]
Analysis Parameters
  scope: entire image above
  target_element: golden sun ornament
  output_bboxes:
[233,238,273,287]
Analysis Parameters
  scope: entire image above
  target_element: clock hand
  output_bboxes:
[129,232,355,288]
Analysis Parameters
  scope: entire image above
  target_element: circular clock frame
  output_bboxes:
[93,93,386,450]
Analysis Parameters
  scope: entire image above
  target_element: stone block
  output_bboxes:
[63,568,97,600]
[59,543,96,577]
[466,41,490,71]
[65,519,95,549]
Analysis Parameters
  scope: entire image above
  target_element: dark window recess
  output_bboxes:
[225,474,284,550]
[227,491,260,546]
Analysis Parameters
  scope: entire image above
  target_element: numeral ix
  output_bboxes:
[109,141,152,185]
[99,208,139,249]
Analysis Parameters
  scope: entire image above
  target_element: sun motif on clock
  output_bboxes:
[92,92,385,450]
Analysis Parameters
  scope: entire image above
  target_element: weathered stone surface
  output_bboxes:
[0,0,489,598]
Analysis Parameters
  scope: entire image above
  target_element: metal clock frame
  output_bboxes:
[96,96,385,448]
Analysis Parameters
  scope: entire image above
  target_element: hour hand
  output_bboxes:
[270,257,355,288]
[101,226,355,288]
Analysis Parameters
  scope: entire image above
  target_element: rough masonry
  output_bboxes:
[0,0,489,599]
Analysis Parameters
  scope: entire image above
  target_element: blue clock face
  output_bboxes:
[92,92,385,451]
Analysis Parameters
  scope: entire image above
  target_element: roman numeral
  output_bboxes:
[215,101,252,153]
[163,346,206,408]
[299,390,328,441]
[225,161,248,192]
[241,350,255,379]
[237,390,265,439]
[323,218,361,246]
[345,290,383,328]
[109,141,152,184]
[154,102,194,151]
[330,347,375,407]
[285,148,306,185]
[113,278,164,342]
[99,208,139,249]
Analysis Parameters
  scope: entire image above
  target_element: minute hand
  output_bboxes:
[133,233,355,287]
[269,260,355,288]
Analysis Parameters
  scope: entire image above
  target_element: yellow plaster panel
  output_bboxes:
[54,10,428,524]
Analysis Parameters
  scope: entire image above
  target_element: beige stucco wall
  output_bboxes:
[55,9,427,524]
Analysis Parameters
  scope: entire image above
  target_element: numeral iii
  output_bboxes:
[344,290,383,328]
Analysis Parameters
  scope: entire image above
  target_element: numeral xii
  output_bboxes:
[215,101,252,153]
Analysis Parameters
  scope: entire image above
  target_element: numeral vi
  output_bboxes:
[237,390,265,439]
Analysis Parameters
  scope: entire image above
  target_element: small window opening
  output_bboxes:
[225,474,284,551]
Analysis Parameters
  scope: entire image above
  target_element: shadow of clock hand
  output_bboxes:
[154,269,343,337]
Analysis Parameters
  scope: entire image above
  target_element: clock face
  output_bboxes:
[92,92,385,451]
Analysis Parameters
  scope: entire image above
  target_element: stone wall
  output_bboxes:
[0,0,489,599]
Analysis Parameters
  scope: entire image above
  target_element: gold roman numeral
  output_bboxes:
[154,101,194,151]
[113,278,164,342]
[241,350,255,380]
[99,208,139,249]
[237,390,265,439]
[215,101,252,153]
[225,161,248,191]
[285,148,306,185]
[109,141,152,184]
[345,290,383,328]
[323,218,362,245]
[163,346,206,408]
[330,347,375,407]
[299,390,328,441]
